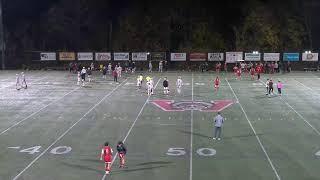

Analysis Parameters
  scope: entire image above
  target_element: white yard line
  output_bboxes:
[101,78,161,180]
[12,79,128,180]
[189,73,194,180]
[0,87,80,136]
[226,78,281,180]
[260,79,320,136]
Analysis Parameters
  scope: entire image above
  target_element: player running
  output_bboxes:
[80,67,86,86]
[176,76,183,94]
[100,142,113,175]
[137,74,143,89]
[116,141,127,168]
[87,67,92,82]
[163,77,169,95]
[268,79,274,97]
[20,72,27,89]
[215,62,221,74]
[214,76,220,92]
[250,66,255,80]
[265,79,270,95]
[15,73,21,90]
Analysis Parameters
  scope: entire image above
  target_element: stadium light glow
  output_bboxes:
[252,51,259,54]
[305,51,312,54]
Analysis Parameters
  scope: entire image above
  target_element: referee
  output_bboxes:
[213,112,224,140]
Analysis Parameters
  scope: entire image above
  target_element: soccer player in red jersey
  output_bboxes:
[214,76,220,92]
[256,64,262,80]
[216,62,221,74]
[100,142,113,175]
[233,65,238,78]
[117,141,127,168]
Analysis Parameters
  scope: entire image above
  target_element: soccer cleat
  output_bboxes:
[105,171,110,175]
[218,138,221,140]
[212,137,216,140]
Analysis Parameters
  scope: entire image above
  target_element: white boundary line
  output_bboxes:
[101,78,161,180]
[260,79,320,136]
[189,73,194,180]
[12,79,129,180]
[226,78,281,180]
[0,87,80,136]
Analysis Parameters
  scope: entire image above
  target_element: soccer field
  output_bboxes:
[1,70,320,180]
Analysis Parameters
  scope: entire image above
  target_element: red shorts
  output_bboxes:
[104,155,112,163]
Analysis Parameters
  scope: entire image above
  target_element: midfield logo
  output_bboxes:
[151,100,234,112]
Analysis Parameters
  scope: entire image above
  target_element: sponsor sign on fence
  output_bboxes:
[189,53,206,61]
[263,53,280,61]
[245,53,261,61]
[283,53,299,61]
[40,52,56,61]
[114,52,129,61]
[208,53,224,61]
[59,52,75,61]
[77,52,93,61]
[95,52,111,61]
[132,52,148,61]
[226,52,243,63]
[171,53,186,61]
[302,53,318,61]
[151,52,166,61]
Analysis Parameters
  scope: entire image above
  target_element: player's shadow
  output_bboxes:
[179,130,211,139]
[254,95,279,99]
[135,161,173,166]
[60,161,102,173]
[110,165,169,175]
[179,130,264,140]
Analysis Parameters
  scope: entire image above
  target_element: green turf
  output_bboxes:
[0,70,320,180]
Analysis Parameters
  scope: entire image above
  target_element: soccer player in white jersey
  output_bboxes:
[16,73,21,90]
[80,67,86,86]
[77,71,81,85]
[117,64,122,78]
[108,63,112,75]
[20,72,27,89]
[176,76,183,94]
[149,77,154,95]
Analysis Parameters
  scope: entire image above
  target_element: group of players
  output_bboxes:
[100,141,127,175]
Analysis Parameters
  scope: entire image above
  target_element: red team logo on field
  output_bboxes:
[151,100,234,112]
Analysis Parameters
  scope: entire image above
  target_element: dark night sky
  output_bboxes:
[2,0,320,48]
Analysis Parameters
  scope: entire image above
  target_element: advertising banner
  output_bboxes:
[77,52,93,61]
[302,53,318,61]
[132,52,148,61]
[283,53,299,61]
[171,53,187,61]
[189,53,207,61]
[226,52,243,63]
[208,53,224,61]
[40,52,56,61]
[245,53,261,61]
[263,53,280,61]
[59,52,75,61]
[151,52,166,61]
[114,52,129,61]
[95,52,111,61]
